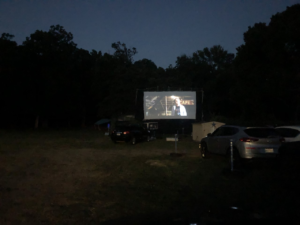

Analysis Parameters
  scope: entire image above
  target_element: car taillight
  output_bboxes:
[123,131,130,135]
[239,137,259,142]
[280,137,285,142]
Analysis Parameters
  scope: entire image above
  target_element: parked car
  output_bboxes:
[200,125,285,161]
[275,126,300,142]
[275,126,300,155]
[111,124,151,145]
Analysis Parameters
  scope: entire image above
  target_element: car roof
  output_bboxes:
[220,125,246,128]
[245,127,276,129]
[116,124,141,127]
[220,125,275,129]
[275,126,300,130]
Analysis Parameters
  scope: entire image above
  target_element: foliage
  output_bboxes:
[111,41,137,64]
[234,4,300,122]
[21,25,80,123]
[1,4,300,128]
[174,45,235,120]
[0,33,22,119]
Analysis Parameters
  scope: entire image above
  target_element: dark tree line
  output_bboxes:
[1,4,300,128]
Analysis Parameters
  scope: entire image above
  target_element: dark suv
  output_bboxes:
[111,124,151,145]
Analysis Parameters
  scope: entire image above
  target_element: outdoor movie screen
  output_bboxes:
[144,91,196,120]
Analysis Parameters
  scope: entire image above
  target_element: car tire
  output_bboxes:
[131,137,136,145]
[201,143,208,158]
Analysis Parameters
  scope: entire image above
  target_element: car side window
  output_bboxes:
[212,127,238,137]
[211,128,219,136]
[212,127,225,136]
[225,127,239,136]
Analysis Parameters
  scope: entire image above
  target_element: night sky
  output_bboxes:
[1,0,299,69]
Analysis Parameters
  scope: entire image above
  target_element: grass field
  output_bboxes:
[0,129,299,224]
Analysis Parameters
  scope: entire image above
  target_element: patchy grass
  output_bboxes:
[0,129,299,224]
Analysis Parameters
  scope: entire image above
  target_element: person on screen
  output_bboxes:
[171,97,187,116]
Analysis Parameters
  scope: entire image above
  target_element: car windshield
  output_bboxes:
[115,126,131,131]
[244,128,281,138]
[115,125,142,130]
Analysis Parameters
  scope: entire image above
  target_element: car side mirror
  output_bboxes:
[207,133,212,137]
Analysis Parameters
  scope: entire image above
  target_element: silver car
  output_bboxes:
[275,126,300,142]
[200,125,285,160]
[275,126,300,155]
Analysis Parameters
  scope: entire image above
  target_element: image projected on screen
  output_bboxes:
[144,91,196,120]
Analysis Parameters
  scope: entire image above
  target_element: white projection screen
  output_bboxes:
[144,91,196,120]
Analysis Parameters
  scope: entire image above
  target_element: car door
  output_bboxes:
[206,127,226,154]
[216,127,239,155]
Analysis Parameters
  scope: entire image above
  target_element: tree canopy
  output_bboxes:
[1,4,300,128]
[234,4,300,122]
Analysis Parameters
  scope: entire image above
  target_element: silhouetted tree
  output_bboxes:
[111,41,137,64]
[234,4,300,123]
[0,33,21,127]
[174,45,235,120]
[22,25,79,128]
